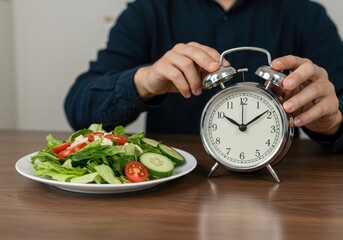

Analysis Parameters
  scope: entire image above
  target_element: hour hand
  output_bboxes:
[224,115,240,127]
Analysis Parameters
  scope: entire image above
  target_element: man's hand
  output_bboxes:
[272,55,342,136]
[133,42,225,101]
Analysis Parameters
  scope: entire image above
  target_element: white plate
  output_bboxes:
[15,148,197,194]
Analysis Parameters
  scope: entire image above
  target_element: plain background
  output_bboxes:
[1,0,342,133]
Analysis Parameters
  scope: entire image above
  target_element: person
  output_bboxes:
[64,0,343,152]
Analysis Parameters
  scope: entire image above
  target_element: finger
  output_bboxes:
[165,71,192,98]
[172,43,220,73]
[283,80,331,113]
[283,62,318,90]
[164,67,191,98]
[272,56,313,90]
[272,56,327,91]
[272,55,312,71]
[166,51,203,96]
[155,56,192,98]
[292,96,338,127]
[187,42,230,67]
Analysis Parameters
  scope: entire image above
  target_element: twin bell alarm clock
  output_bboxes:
[200,46,294,183]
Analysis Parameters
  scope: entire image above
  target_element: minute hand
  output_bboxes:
[246,110,269,127]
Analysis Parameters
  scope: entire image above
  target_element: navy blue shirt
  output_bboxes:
[65,0,343,151]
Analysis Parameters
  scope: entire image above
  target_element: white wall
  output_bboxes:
[12,0,145,132]
[0,0,16,129]
[0,0,342,132]
[314,0,343,38]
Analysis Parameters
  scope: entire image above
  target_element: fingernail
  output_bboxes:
[294,117,302,126]
[208,61,219,70]
[184,92,191,98]
[284,101,294,111]
[222,59,230,67]
[195,88,202,96]
[272,59,283,68]
[284,78,295,89]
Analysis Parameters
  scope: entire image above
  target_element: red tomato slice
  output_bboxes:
[125,161,149,183]
[52,142,72,154]
[84,132,104,142]
[104,134,128,145]
[56,142,87,159]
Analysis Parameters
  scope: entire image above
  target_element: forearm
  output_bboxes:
[64,68,147,131]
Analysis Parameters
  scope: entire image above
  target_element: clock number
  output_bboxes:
[271,125,276,133]
[256,101,260,109]
[211,124,218,131]
[227,102,233,109]
[239,152,245,160]
[226,148,231,155]
[255,150,261,158]
[240,97,248,105]
[267,111,272,119]
[266,139,271,146]
[215,137,221,144]
[217,112,225,119]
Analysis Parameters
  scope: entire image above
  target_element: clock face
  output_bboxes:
[201,83,290,171]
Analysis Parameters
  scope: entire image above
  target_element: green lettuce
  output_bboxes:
[30,124,173,184]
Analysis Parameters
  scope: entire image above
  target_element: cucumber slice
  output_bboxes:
[142,137,160,148]
[140,152,174,179]
[158,144,185,166]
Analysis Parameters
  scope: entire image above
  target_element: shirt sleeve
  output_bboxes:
[302,103,343,153]
[64,66,158,131]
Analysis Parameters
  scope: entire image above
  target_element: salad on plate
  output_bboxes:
[31,124,185,184]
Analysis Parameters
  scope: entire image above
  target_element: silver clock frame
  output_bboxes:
[200,47,294,183]
[200,83,294,183]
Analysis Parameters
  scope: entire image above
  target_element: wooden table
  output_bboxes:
[1,130,343,240]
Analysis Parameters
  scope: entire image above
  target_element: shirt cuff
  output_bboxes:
[302,115,343,153]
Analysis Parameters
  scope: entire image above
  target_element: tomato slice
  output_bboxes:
[125,161,149,183]
[104,134,128,145]
[52,142,72,154]
[84,132,104,142]
[56,142,87,159]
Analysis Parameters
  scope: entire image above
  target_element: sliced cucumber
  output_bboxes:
[142,137,160,148]
[140,152,174,179]
[158,144,185,166]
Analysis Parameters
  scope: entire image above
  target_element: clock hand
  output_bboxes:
[224,115,248,132]
[224,115,240,127]
[241,101,244,124]
[246,110,269,127]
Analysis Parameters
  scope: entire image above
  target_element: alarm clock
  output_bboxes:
[200,47,294,183]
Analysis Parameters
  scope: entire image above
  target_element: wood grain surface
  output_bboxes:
[1,130,343,240]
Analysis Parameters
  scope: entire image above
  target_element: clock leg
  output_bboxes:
[266,164,280,183]
[207,162,220,178]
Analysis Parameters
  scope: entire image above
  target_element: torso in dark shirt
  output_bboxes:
[65,0,343,138]
[127,0,343,134]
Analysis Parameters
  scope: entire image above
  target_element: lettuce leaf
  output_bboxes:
[33,160,88,182]
[94,164,121,184]
[70,172,99,183]
[88,123,104,132]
